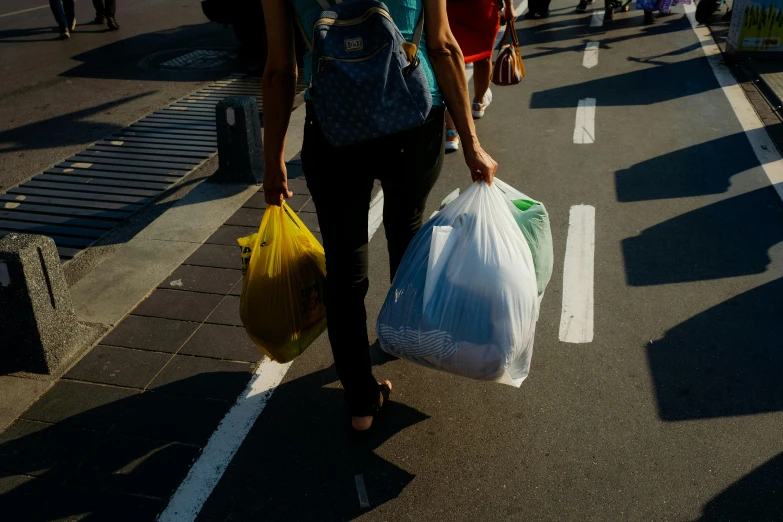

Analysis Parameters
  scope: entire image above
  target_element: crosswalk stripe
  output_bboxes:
[573,98,597,144]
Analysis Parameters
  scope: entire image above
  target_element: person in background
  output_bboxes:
[576,0,630,17]
[49,0,75,39]
[91,0,120,30]
[261,0,498,432]
[637,0,690,23]
[444,0,516,151]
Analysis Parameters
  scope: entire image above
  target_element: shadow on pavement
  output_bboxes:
[0,363,425,521]
[0,92,154,154]
[615,131,764,202]
[529,56,717,107]
[621,185,783,286]
[696,452,783,521]
[521,15,690,61]
[60,23,247,83]
[197,362,427,521]
[646,277,783,422]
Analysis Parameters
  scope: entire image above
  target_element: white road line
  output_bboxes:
[573,98,596,144]
[158,358,292,522]
[559,205,596,344]
[684,4,783,203]
[368,189,385,238]
[0,4,50,18]
[590,10,604,27]
[583,42,600,69]
[355,474,371,509]
[160,181,387,522]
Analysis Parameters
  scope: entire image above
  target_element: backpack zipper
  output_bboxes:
[317,42,390,72]
[314,7,394,29]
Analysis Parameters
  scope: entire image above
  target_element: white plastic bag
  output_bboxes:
[377,179,541,386]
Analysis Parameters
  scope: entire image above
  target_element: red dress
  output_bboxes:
[448,0,501,63]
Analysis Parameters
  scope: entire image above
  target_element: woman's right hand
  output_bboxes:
[464,144,498,185]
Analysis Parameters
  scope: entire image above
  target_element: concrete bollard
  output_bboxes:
[214,96,264,184]
[0,234,84,376]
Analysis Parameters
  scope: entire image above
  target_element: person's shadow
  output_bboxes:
[0,360,426,521]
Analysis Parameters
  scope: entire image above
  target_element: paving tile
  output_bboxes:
[0,420,98,480]
[77,433,199,499]
[298,212,320,233]
[205,295,242,326]
[0,376,51,435]
[0,470,164,521]
[179,324,261,362]
[132,289,223,322]
[206,224,256,246]
[225,207,263,227]
[100,315,199,353]
[184,244,241,270]
[229,279,243,296]
[159,265,242,295]
[298,198,317,213]
[113,391,232,446]
[21,381,138,432]
[149,355,254,401]
[65,346,172,389]
[287,177,310,195]
[241,192,268,209]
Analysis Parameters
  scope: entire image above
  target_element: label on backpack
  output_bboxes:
[344,37,364,52]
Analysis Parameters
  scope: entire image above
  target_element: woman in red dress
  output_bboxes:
[445,0,516,151]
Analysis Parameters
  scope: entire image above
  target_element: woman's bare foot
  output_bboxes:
[351,380,392,432]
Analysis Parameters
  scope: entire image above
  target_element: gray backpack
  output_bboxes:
[297,0,433,148]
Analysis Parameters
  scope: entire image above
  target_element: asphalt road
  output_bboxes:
[0,0,248,193]
[190,2,783,522]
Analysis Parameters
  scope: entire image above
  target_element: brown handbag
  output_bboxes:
[492,18,525,86]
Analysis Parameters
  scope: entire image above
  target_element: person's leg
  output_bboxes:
[63,0,75,29]
[604,0,615,20]
[472,57,492,104]
[49,0,67,29]
[104,0,116,18]
[91,0,105,18]
[301,103,381,420]
[381,106,445,281]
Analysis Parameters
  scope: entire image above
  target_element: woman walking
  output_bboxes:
[444,0,516,151]
[261,0,497,432]
[49,0,75,39]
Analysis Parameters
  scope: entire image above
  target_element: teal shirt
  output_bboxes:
[291,0,443,106]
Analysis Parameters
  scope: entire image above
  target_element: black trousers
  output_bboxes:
[92,0,116,18]
[301,102,445,416]
[49,0,74,28]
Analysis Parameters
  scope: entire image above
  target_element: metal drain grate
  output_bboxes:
[159,50,233,69]
[0,74,308,261]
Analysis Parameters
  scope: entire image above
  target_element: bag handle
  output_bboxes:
[499,17,520,48]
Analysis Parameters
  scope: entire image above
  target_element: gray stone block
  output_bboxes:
[0,234,93,376]
[214,96,263,183]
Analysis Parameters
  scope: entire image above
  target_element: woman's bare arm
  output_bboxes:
[424,0,498,184]
[261,0,298,205]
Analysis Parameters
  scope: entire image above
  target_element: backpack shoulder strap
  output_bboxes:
[411,6,425,47]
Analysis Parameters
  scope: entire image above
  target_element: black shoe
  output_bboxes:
[643,10,655,24]
[60,27,70,39]
[92,15,105,24]
[538,9,550,17]
[576,1,588,12]
[106,17,120,30]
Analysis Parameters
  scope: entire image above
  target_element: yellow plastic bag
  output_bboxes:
[238,202,327,363]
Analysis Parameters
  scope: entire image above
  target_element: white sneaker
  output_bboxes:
[472,89,492,118]
[445,129,460,151]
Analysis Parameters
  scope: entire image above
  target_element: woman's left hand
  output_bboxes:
[504,1,517,23]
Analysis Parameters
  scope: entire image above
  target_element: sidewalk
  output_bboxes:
[0,169,318,520]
